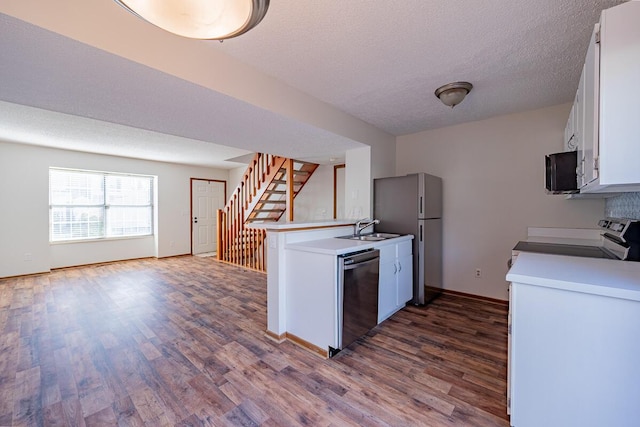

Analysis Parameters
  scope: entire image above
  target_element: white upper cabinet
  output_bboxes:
[564,103,577,152]
[579,25,600,188]
[580,2,640,193]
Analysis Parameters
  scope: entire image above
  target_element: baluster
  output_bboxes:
[261,230,264,271]
[234,195,238,265]
[254,229,257,271]
[236,197,241,265]
[232,195,236,264]
[225,206,229,261]
[253,230,257,271]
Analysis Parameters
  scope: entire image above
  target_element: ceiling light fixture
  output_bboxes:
[434,82,473,108]
[113,0,270,40]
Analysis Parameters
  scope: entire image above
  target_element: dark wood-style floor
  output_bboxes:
[0,256,509,426]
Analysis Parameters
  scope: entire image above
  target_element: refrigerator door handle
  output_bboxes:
[420,224,423,241]
[419,196,423,215]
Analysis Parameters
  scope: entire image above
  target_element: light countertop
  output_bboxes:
[286,234,414,256]
[246,219,354,231]
[507,252,640,302]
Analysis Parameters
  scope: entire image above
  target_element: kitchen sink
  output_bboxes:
[336,232,402,241]
[368,233,401,239]
[346,235,386,241]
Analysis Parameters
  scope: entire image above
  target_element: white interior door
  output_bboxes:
[191,180,225,255]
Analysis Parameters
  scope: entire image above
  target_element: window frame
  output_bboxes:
[49,168,155,243]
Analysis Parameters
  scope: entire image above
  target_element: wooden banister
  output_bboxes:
[217,153,317,273]
[217,153,286,272]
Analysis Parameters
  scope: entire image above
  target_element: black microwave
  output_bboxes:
[545,151,578,194]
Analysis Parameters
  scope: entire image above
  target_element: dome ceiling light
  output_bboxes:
[113,0,270,40]
[434,82,473,108]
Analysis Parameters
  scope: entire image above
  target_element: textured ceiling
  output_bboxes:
[217,0,626,135]
[0,0,628,167]
[0,101,253,169]
[0,12,364,168]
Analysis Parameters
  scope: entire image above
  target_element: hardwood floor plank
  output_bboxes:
[0,331,20,422]
[60,398,86,427]
[334,351,458,425]
[0,256,509,426]
[78,385,113,418]
[111,396,145,427]
[222,405,260,427]
[42,401,66,427]
[128,386,169,424]
[223,369,318,426]
[187,374,235,416]
[12,366,42,426]
[175,413,206,427]
[234,399,270,425]
[84,405,118,426]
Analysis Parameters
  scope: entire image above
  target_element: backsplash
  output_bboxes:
[605,192,640,220]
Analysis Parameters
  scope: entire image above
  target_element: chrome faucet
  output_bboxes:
[354,218,380,236]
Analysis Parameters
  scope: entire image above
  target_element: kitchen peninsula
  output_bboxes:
[249,220,413,357]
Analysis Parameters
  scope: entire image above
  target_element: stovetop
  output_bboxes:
[513,241,619,260]
[513,218,640,262]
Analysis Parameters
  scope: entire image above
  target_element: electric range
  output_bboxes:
[512,218,640,264]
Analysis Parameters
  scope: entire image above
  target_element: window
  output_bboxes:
[49,168,154,242]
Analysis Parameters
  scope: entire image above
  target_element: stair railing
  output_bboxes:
[217,153,285,272]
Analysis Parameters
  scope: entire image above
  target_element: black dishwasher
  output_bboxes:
[334,249,380,356]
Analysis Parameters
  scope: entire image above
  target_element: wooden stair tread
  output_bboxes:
[271,179,303,185]
[278,168,310,175]
[251,208,284,213]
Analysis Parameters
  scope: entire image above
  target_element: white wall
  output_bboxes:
[396,104,605,300]
[227,165,245,197]
[0,141,228,278]
[369,136,396,180]
[290,164,334,221]
[287,142,392,222]
[345,146,372,219]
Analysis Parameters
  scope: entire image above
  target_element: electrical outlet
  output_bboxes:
[475,268,481,278]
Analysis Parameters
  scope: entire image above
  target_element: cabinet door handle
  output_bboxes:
[397,262,402,272]
[393,263,398,274]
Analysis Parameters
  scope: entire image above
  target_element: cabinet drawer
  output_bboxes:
[397,240,412,258]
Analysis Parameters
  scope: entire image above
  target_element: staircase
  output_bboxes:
[216,153,318,272]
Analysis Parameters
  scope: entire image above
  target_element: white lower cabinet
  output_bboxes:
[378,240,413,323]
[509,281,640,427]
[286,250,338,351]
[284,235,415,355]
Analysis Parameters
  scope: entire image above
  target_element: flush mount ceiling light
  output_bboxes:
[113,0,270,40]
[434,82,473,108]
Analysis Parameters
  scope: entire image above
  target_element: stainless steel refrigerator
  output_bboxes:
[373,173,442,305]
